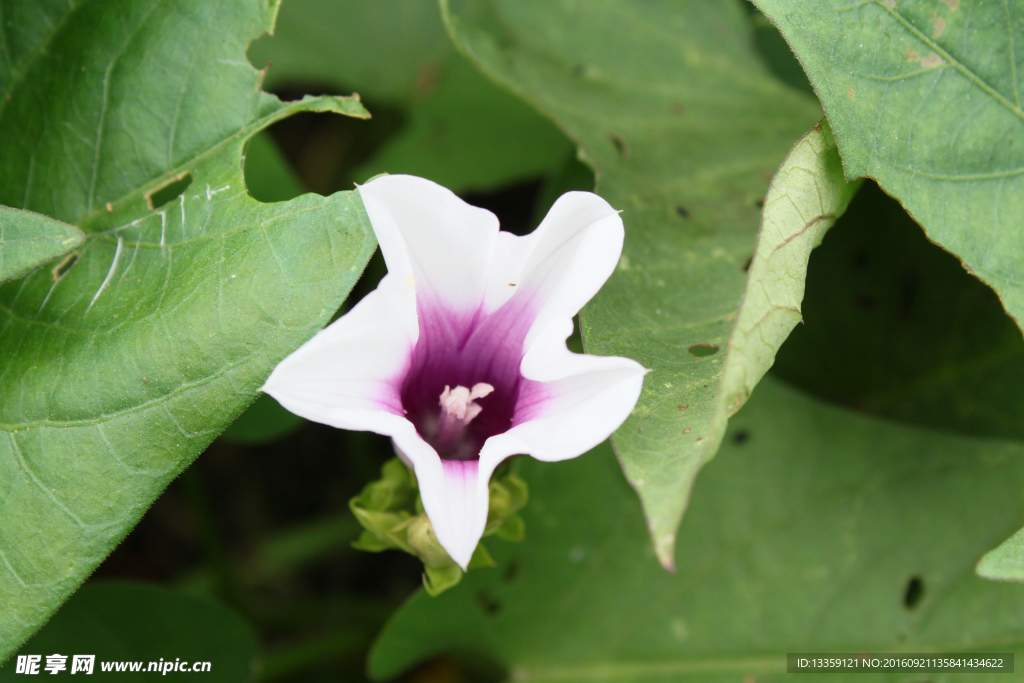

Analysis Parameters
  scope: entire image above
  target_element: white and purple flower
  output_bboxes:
[262,175,645,569]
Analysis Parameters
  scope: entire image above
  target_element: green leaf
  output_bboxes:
[250,0,572,193]
[441,0,823,566]
[752,0,1024,337]
[1,582,257,681]
[0,207,84,285]
[978,530,1024,583]
[369,376,1024,681]
[715,119,861,452]
[0,1,375,657]
[249,0,453,102]
[774,180,1024,440]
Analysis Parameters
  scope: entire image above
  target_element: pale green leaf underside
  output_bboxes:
[0,0,375,656]
[752,0,1024,336]
[441,0,822,566]
[978,530,1024,583]
[370,377,1024,682]
[0,207,85,285]
[714,119,861,446]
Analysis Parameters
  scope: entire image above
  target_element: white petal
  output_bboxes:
[477,191,645,467]
[482,191,622,328]
[393,430,489,570]
[260,274,416,431]
[479,316,646,470]
[358,174,499,316]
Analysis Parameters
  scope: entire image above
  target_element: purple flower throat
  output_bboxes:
[398,295,540,462]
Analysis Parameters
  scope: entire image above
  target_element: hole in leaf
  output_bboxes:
[609,132,630,159]
[903,576,925,609]
[733,430,749,444]
[502,560,520,584]
[51,252,79,281]
[147,173,193,210]
[476,589,502,617]
[256,84,405,196]
[675,205,691,218]
[754,198,764,209]
[688,343,719,357]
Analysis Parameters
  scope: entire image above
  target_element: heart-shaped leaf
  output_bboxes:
[0,0,375,656]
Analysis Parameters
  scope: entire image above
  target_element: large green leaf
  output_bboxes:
[753,0,1024,334]
[0,207,84,285]
[369,376,1024,682]
[0,582,257,682]
[249,0,572,194]
[0,0,375,656]
[441,0,824,566]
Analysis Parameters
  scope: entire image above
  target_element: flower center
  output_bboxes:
[433,383,494,458]
[439,383,494,424]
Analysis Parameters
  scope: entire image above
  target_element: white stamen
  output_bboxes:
[439,383,494,424]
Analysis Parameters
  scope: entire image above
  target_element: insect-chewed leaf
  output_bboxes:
[0,207,85,285]
[0,0,376,655]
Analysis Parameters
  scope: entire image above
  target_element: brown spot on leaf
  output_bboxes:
[683,428,691,434]
[678,404,688,411]
[943,0,958,9]
[933,16,946,38]
[848,87,855,100]
[907,48,920,62]
[921,53,945,68]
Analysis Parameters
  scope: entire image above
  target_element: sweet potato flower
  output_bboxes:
[262,175,645,568]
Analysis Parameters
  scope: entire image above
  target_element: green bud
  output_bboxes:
[350,457,530,597]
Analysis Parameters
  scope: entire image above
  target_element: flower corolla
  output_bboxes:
[262,175,645,569]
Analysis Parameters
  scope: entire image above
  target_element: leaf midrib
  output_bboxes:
[828,0,1024,126]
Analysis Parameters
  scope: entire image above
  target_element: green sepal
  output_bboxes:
[467,543,496,569]
[406,514,455,568]
[492,514,526,543]
[423,564,464,597]
[352,458,416,512]
[484,472,529,538]
[351,458,531,596]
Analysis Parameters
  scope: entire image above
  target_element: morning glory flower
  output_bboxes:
[262,175,645,569]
